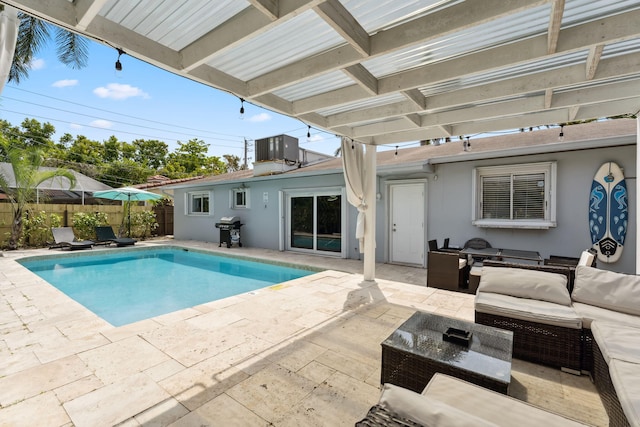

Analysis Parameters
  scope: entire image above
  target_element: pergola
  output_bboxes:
[3,0,640,277]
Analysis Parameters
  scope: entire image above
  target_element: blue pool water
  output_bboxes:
[19,247,315,327]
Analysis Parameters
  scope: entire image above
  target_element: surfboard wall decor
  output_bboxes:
[589,161,628,263]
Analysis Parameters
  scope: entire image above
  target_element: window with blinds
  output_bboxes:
[474,162,556,228]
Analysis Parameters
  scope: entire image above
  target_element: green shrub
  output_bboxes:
[72,212,108,240]
[128,210,158,238]
[22,211,62,247]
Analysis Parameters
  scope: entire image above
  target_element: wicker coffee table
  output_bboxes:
[381,311,513,394]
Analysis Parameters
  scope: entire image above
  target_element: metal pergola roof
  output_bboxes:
[4,0,640,146]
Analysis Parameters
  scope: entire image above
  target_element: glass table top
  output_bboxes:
[382,311,513,384]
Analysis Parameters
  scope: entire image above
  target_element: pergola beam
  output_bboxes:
[547,0,565,54]
[314,0,370,56]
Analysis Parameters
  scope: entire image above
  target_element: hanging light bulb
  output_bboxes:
[558,124,565,141]
[307,125,311,141]
[463,137,471,151]
[351,138,354,149]
[115,48,125,71]
[395,146,398,156]
[239,98,245,119]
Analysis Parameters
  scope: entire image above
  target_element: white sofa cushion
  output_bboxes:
[478,266,571,306]
[609,359,640,426]
[573,302,640,329]
[573,266,640,317]
[422,373,590,426]
[591,321,640,365]
[378,383,497,427]
[475,292,582,329]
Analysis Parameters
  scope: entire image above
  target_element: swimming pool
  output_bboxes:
[19,246,316,327]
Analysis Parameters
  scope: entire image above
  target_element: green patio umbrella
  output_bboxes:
[92,187,163,237]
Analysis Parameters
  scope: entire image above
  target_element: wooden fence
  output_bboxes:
[0,203,155,247]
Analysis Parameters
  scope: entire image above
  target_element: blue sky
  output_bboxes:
[0,37,344,161]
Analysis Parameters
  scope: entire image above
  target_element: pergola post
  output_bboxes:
[363,144,377,282]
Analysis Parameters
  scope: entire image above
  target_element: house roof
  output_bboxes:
[5,1,640,147]
[166,118,636,188]
[0,162,112,192]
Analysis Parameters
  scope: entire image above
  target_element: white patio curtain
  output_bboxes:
[341,136,367,253]
[0,6,18,95]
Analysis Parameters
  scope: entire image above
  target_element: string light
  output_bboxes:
[558,124,564,141]
[395,145,398,156]
[239,98,245,119]
[115,48,125,71]
[463,136,471,151]
[307,125,311,141]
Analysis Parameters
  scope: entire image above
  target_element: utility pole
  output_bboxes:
[243,138,248,169]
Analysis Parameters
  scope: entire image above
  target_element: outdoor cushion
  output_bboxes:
[478,266,571,306]
[475,292,582,329]
[422,373,590,426]
[378,383,498,427]
[573,302,640,329]
[591,321,640,365]
[609,359,640,426]
[573,266,640,317]
[458,258,467,269]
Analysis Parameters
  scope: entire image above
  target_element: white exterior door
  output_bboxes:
[389,182,425,265]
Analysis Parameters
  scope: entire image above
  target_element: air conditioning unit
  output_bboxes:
[255,135,299,162]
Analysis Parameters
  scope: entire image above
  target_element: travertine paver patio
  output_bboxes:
[0,242,607,426]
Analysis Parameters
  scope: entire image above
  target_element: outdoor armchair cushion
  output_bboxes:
[475,292,582,329]
[572,302,640,329]
[573,266,640,317]
[591,321,640,365]
[377,383,498,427]
[609,358,640,427]
[478,266,571,306]
[422,373,591,426]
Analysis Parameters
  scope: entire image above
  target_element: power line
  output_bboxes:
[5,85,248,141]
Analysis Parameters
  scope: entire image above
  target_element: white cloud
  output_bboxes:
[93,83,149,100]
[30,58,45,70]
[52,79,78,88]
[90,119,113,129]
[69,123,83,130]
[247,112,271,123]
[308,134,324,142]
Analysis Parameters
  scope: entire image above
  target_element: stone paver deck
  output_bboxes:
[0,241,607,426]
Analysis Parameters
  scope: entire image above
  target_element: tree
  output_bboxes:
[0,137,76,249]
[132,139,168,170]
[8,11,88,83]
[223,154,241,172]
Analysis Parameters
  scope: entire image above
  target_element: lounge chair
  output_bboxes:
[94,226,136,247]
[50,227,94,250]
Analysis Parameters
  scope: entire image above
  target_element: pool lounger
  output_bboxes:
[50,227,94,250]
[94,226,137,247]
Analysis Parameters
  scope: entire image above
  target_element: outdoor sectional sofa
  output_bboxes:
[474,262,640,427]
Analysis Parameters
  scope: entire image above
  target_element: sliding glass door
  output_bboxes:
[287,189,344,255]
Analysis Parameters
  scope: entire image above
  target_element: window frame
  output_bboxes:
[472,162,557,229]
[231,187,250,209]
[186,191,212,216]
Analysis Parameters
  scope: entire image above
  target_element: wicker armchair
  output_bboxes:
[427,250,468,291]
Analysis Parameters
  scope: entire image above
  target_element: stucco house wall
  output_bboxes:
[169,121,637,274]
[425,145,636,274]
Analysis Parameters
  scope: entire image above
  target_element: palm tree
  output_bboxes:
[0,137,76,249]
[3,7,88,84]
